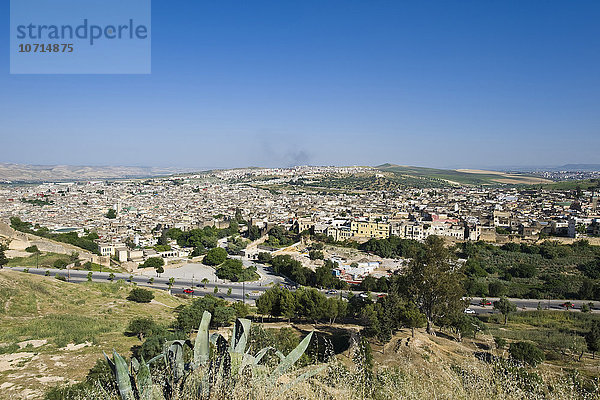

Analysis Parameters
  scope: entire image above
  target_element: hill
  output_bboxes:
[0,163,195,183]
[376,164,552,185]
[0,270,186,399]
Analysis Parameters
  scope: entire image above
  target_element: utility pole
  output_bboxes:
[243,281,245,304]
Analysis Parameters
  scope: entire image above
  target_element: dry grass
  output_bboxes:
[0,270,187,399]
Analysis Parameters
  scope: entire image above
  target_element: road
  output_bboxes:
[468,297,599,314]
[4,266,288,304]
[4,267,597,315]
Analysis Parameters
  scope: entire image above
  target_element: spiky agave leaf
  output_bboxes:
[130,357,140,375]
[193,311,211,367]
[231,318,252,354]
[270,331,313,382]
[112,350,135,400]
[165,340,187,383]
[136,356,153,400]
[253,347,277,365]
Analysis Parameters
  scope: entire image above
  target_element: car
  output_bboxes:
[326,289,337,294]
[560,302,575,308]
[358,293,369,298]
[377,294,387,298]
[464,308,476,314]
[479,300,492,306]
[183,288,194,294]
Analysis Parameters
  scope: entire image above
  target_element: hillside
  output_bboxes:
[0,163,194,183]
[1,270,598,399]
[376,164,552,186]
[0,270,186,399]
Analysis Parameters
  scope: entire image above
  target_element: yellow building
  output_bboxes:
[350,220,390,239]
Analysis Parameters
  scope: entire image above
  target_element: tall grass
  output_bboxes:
[41,355,599,400]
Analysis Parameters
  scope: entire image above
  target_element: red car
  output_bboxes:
[183,288,194,294]
[560,302,575,308]
[479,300,492,306]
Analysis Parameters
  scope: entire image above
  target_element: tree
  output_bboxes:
[406,236,466,334]
[127,288,154,303]
[509,341,545,367]
[488,280,508,297]
[0,244,8,268]
[585,321,600,359]
[174,295,234,330]
[106,208,117,219]
[168,277,175,289]
[25,245,39,253]
[126,317,158,341]
[203,247,228,266]
[257,252,272,263]
[309,250,324,260]
[400,303,426,338]
[360,276,378,292]
[108,272,115,282]
[493,297,517,325]
[234,208,244,223]
[248,225,261,241]
[53,259,68,269]
[148,277,154,285]
[87,271,93,282]
[155,265,164,276]
[232,301,250,318]
[141,256,164,270]
[69,251,79,263]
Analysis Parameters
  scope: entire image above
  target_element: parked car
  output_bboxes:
[464,308,476,314]
[183,288,194,294]
[560,302,575,308]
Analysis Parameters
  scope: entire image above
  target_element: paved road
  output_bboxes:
[4,266,287,304]
[468,297,600,314]
[5,267,597,315]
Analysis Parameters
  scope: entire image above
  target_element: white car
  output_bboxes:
[464,308,476,314]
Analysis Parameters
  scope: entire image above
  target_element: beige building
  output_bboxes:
[350,220,390,239]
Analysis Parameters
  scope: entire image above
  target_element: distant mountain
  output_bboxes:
[555,164,600,171]
[0,163,198,183]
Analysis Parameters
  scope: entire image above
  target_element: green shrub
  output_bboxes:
[509,341,545,367]
[494,336,507,349]
[126,288,154,303]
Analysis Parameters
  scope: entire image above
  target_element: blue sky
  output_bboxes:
[1,1,599,169]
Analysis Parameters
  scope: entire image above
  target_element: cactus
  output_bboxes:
[105,311,321,399]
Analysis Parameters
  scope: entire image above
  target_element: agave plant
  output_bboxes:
[104,350,162,400]
[106,311,324,400]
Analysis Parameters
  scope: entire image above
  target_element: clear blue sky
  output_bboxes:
[1,1,599,169]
